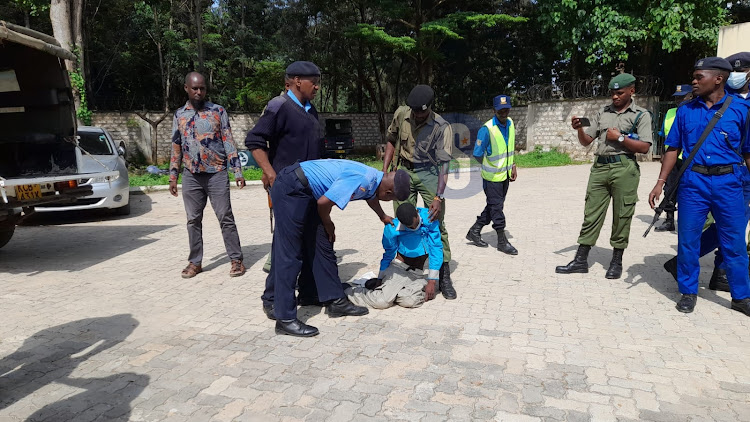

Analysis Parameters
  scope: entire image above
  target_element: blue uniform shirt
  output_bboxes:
[287,89,312,113]
[473,116,510,158]
[379,207,443,280]
[665,91,750,167]
[300,159,383,210]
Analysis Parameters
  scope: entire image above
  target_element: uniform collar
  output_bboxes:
[492,116,510,127]
[286,90,312,112]
[406,111,435,127]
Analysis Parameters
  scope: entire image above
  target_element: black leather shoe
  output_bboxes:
[708,268,730,292]
[439,263,457,300]
[297,296,323,306]
[466,222,488,248]
[731,298,750,316]
[663,257,677,281]
[496,230,518,255]
[263,304,275,320]
[676,294,697,313]
[326,297,369,317]
[275,319,319,337]
[605,248,624,279]
[654,218,675,232]
[556,245,590,274]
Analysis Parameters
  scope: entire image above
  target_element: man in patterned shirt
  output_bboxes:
[169,72,246,279]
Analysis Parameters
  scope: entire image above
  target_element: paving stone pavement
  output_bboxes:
[2,162,750,422]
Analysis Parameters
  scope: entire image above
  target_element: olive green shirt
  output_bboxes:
[585,100,653,156]
[386,105,453,165]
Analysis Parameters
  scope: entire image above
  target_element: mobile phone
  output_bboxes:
[577,117,591,127]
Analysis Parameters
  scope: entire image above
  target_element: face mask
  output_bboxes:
[727,71,749,90]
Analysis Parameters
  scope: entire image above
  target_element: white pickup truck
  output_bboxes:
[0,21,117,248]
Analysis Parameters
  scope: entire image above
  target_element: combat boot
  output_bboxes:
[605,248,624,279]
[439,263,457,300]
[708,268,730,292]
[496,230,518,255]
[465,222,488,247]
[654,212,675,232]
[555,245,590,274]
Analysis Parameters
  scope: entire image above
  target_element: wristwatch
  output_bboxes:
[436,193,445,200]
[617,134,625,143]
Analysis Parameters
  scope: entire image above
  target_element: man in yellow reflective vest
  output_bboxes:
[465,94,519,255]
[654,84,692,232]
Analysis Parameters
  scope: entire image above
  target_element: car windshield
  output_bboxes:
[78,131,113,155]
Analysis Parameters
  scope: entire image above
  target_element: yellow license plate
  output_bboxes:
[335,149,346,153]
[15,184,42,201]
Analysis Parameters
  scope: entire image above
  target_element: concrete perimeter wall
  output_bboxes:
[92,95,657,164]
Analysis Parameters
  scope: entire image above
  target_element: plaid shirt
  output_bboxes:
[169,101,242,181]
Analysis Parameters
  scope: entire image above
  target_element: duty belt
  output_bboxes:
[293,165,309,187]
[691,164,735,176]
[596,154,635,164]
[399,159,414,170]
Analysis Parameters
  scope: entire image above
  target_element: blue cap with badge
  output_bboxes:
[493,95,512,110]
[672,85,691,96]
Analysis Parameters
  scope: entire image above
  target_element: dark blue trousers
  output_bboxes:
[697,166,750,268]
[677,166,750,299]
[476,179,510,231]
[264,164,344,321]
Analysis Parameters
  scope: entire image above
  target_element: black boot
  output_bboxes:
[466,222,488,247]
[439,262,457,300]
[654,212,675,232]
[326,297,369,317]
[708,268,730,292]
[556,245,590,274]
[605,248,624,279]
[496,230,518,255]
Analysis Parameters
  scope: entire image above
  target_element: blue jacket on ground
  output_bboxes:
[379,207,443,280]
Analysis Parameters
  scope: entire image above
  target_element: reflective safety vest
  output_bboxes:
[663,108,682,159]
[481,118,515,182]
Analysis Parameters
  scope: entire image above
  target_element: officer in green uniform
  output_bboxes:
[382,85,457,300]
[556,73,653,279]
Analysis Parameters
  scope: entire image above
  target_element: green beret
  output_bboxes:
[608,73,636,90]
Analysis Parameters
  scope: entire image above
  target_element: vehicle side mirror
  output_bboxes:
[118,146,126,157]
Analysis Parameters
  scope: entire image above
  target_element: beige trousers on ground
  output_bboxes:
[346,261,426,309]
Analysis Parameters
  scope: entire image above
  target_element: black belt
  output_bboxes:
[293,165,309,187]
[596,154,635,164]
[691,164,735,176]
[399,159,414,170]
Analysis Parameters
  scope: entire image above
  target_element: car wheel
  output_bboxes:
[0,223,15,249]
[113,202,131,216]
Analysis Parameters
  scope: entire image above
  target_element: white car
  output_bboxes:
[35,126,131,215]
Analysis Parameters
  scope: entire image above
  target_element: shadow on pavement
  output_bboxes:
[623,252,732,310]
[19,194,154,226]
[0,224,175,274]
[204,242,272,272]
[0,314,147,420]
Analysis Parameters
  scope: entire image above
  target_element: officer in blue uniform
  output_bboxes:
[269,159,410,336]
[649,57,750,316]
[466,94,518,254]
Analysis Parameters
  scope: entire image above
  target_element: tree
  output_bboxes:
[50,0,89,123]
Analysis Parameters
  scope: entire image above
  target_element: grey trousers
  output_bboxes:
[182,170,243,264]
[346,261,426,309]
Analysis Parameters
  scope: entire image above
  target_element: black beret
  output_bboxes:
[406,85,435,110]
[285,61,321,77]
[393,169,411,201]
[726,52,750,70]
[694,57,732,72]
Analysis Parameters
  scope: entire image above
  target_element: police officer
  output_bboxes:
[382,85,457,299]
[466,94,518,254]
[649,57,750,316]
[556,73,653,279]
[654,85,693,232]
[245,61,324,316]
[269,159,410,336]
[726,52,750,99]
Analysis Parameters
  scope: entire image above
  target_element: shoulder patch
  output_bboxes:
[432,113,448,126]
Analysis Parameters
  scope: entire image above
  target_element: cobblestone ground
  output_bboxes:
[2,162,750,422]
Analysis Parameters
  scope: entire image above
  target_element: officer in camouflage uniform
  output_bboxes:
[382,85,457,300]
[556,73,653,279]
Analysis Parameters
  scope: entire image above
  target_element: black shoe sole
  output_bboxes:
[326,309,369,318]
[275,328,319,337]
[708,284,731,292]
[676,306,695,313]
[555,268,588,274]
[605,273,622,279]
[498,250,518,255]
[442,293,457,300]
[465,234,489,248]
